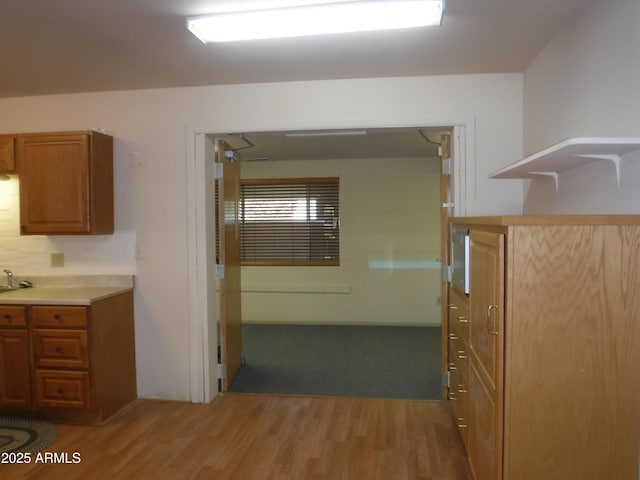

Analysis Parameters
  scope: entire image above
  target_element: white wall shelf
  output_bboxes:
[489,137,640,191]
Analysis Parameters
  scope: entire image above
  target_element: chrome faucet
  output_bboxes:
[4,269,13,288]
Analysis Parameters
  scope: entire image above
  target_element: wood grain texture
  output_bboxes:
[1,394,472,480]
[503,225,640,480]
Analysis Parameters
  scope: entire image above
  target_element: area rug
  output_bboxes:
[0,417,58,455]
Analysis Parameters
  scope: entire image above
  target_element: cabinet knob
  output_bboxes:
[2,314,11,321]
[457,315,468,324]
[55,346,63,354]
[57,388,64,395]
[54,314,62,321]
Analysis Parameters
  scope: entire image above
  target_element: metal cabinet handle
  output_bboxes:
[457,315,468,324]
[487,305,499,335]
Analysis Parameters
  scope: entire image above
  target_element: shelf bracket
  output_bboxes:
[530,171,560,193]
[572,154,622,187]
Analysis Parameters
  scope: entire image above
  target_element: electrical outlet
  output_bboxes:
[51,252,64,268]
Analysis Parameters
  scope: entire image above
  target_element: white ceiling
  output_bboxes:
[1,0,589,98]
[0,0,590,160]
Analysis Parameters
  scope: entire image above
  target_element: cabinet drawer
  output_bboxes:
[450,366,469,451]
[0,306,27,327]
[448,333,469,379]
[32,306,88,328]
[35,370,91,410]
[33,329,89,368]
[449,289,469,342]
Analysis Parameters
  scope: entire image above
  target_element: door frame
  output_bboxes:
[187,123,471,403]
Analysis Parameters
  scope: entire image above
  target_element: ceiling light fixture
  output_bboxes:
[187,0,444,43]
[285,130,368,138]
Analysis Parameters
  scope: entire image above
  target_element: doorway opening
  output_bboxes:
[211,126,454,400]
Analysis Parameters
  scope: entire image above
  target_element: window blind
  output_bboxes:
[240,177,340,266]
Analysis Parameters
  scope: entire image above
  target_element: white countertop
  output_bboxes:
[0,286,133,305]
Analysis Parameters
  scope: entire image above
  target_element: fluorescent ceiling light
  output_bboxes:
[285,130,368,137]
[187,0,444,43]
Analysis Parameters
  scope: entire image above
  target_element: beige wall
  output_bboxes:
[0,74,524,400]
[241,156,442,326]
[523,0,640,214]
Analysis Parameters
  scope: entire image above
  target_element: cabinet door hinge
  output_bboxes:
[217,363,227,380]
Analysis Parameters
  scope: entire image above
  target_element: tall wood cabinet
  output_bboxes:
[17,131,113,235]
[449,215,640,480]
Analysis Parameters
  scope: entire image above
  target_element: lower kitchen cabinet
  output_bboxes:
[0,291,136,424]
[0,306,31,408]
[449,215,640,480]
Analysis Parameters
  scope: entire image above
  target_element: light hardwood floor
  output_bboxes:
[3,394,472,480]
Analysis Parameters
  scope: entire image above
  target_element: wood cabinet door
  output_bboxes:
[469,230,504,391]
[0,135,16,172]
[18,133,91,233]
[468,229,505,480]
[0,329,31,408]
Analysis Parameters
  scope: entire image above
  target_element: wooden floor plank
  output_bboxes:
[2,394,471,480]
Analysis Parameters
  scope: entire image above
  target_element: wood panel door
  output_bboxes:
[440,132,452,399]
[216,140,242,391]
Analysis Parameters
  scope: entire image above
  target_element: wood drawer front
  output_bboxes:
[449,290,469,342]
[0,306,27,327]
[32,306,88,328]
[33,330,89,369]
[35,370,91,410]
[450,366,469,451]
[448,333,469,380]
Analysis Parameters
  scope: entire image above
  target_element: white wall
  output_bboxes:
[522,0,640,213]
[241,156,442,327]
[0,74,523,400]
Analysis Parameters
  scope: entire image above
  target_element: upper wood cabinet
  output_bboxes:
[17,131,114,235]
[0,134,16,172]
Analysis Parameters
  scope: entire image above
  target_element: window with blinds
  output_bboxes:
[239,177,340,266]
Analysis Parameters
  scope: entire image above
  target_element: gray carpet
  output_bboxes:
[229,324,442,399]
